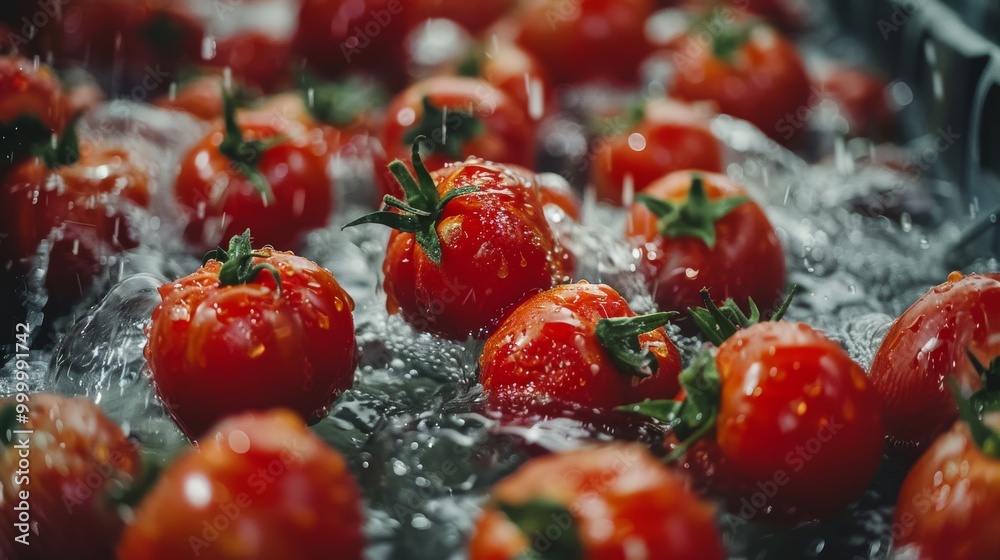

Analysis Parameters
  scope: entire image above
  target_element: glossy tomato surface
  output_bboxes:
[383,160,568,340]
[0,54,67,133]
[0,393,140,560]
[145,247,357,439]
[468,444,727,560]
[117,410,365,560]
[711,321,885,522]
[481,282,682,409]
[892,414,1000,560]
[870,272,1000,452]
[626,171,785,320]
[175,120,332,251]
[593,99,723,205]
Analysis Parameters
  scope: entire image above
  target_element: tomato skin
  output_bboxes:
[481,282,682,409]
[668,23,811,146]
[626,171,785,320]
[513,0,655,86]
[473,41,551,120]
[0,393,140,560]
[468,444,727,560]
[175,121,332,252]
[382,161,567,340]
[209,32,292,93]
[144,248,357,440]
[892,415,1000,560]
[292,0,407,87]
[593,99,723,205]
[711,321,884,522]
[117,409,365,560]
[869,273,1000,452]
[817,66,897,141]
[382,76,536,174]
[0,54,67,133]
[153,74,229,121]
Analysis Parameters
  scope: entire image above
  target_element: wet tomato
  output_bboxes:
[513,0,655,86]
[626,171,785,324]
[869,272,1000,452]
[382,75,536,175]
[481,282,683,410]
[0,393,141,560]
[144,231,357,440]
[666,14,811,145]
[817,65,897,142]
[468,444,727,560]
[345,143,568,340]
[209,31,292,93]
[455,40,550,120]
[117,409,365,560]
[892,412,1000,560]
[592,99,723,206]
[0,54,67,134]
[175,93,332,251]
[636,321,885,523]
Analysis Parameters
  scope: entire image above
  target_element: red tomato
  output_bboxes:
[382,76,536,175]
[592,99,723,205]
[153,74,233,121]
[0,393,140,560]
[26,0,203,94]
[667,16,811,145]
[347,147,568,340]
[457,40,551,120]
[626,171,785,324]
[513,0,655,86]
[175,98,332,251]
[869,272,1000,452]
[405,0,514,34]
[0,137,149,308]
[481,282,683,410]
[468,444,727,560]
[292,0,408,88]
[892,413,1000,560]
[117,409,365,560]
[209,31,292,93]
[144,231,357,439]
[817,66,897,141]
[715,322,883,521]
[0,54,67,133]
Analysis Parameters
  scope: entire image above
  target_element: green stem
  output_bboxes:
[203,229,282,295]
[637,174,747,249]
[949,377,1000,458]
[688,285,798,345]
[217,87,277,203]
[595,312,677,378]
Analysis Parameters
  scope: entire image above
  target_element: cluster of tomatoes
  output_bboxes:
[0,0,996,559]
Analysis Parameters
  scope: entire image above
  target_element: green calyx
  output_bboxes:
[589,101,646,138]
[595,311,677,378]
[636,174,747,249]
[617,350,722,462]
[33,114,82,169]
[106,454,162,509]
[692,9,759,63]
[496,499,583,560]
[341,137,479,265]
[203,229,282,295]
[689,285,799,346]
[218,87,281,203]
[966,351,1000,415]
[298,70,385,128]
[948,377,1000,458]
[403,97,484,160]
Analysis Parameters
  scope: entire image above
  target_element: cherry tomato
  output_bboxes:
[455,40,551,120]
[667,15,811,146]
[346,145,568,340]
[117,409,365,560]
[292,0,408,88]
[0,135,149,308]
[592,99,723,205]
[382,75,536,174]
[626,171,785,324]
[144,231,357,440]
[468,444,727,560]
[153,74,233,122]
[175,96,332,251]
[817,65,897,142]
[513,0,655,86]
[869,272,1000,452]
[0,393,140,560]
[209,31,292,93]
[892,413,1000,560]
[481,282,682,410]
[0,54,66,134]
